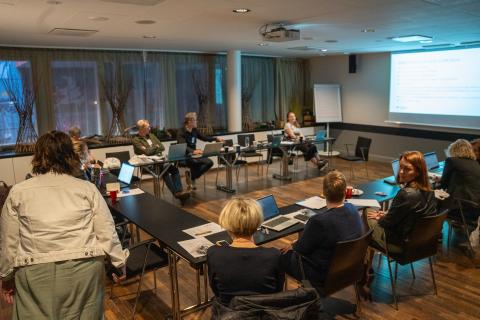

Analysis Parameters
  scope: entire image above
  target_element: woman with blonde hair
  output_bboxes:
[207,197,284,305]
[439,139,480,220]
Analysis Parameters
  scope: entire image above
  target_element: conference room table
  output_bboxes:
[107,189,307,320]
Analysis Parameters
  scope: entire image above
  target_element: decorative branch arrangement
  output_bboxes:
[101,63,133,143]
[192,70,213,135]
[1,63,38,153]
[241,76,258,132]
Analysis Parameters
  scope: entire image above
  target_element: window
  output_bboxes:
[51,61,101,135]
[0,61,36,146]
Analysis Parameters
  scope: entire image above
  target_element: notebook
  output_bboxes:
[257,195,299,232]
[117,162,135,189]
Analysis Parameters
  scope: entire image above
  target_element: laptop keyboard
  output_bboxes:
[263,216,290,228]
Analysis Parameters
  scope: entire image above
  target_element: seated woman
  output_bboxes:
[280,170,364,287]
[284,111,328,171]
[367,151,437,253]
[470,138,480,165]
[439,139,480,221]
[207,197,284,305]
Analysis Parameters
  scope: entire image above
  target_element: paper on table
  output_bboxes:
[296,196,327,210]
[280,141,294,145]
[346,199,381,209]
[183,222,224,238]
[178,238,214,258]
[117,188,145,198]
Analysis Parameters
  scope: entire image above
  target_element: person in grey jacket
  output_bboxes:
[0,131,129,319]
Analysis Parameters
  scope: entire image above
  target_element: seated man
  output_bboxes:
[177,112,223,189]
[280,170,364,287]
[132,119,190,204]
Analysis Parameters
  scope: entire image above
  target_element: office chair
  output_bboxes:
[447,198,479,260]
[237,134,264,174]
[371,211,447,309]
[338,136,372,179]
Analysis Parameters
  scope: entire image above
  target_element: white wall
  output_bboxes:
[309,53,480,161]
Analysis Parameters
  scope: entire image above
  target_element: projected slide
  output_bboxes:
[390,47,480,117]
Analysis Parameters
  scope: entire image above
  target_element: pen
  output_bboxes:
[195,230,212,236]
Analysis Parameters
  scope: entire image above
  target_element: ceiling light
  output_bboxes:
[135,19,156,24]
[89,16,109,22]
[321,49,328,52]
[419,40,433,44]
[233,8,250,13]
[46,0,62,4]
[361,28,375,33]
[392,35,432,42]
[142,35,156,39]
[258,43,268,46]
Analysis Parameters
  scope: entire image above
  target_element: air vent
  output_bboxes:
[49,28,98,37]
[287,46,320,51]
[100,0,165,5]
[422,43,454,48]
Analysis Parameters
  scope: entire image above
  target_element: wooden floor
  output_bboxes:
[1,157,480,320]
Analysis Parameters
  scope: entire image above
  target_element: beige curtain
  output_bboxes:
[275,58,306,122]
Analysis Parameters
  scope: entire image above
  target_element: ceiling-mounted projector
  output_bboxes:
[262,26,300,42]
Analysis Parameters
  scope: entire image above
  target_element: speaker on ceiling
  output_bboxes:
[348,54,357,73]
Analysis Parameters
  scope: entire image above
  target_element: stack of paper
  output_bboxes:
[182,222,224,238]
[346,199,381,208]
[296,196,327,209]
[178,238,214,258]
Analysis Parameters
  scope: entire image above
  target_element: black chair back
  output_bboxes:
[395,210,448,264]
[355,137,372,161]
[106,151,131,164]
[238,134,255,147]
[322,229,373,296]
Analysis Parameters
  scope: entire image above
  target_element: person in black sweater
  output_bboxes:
[368,151,437,252]
[471,138,480,165]
[177,112,223,189]
[438,139,480,221]
[280,170,364,287]
[207,197,284,305]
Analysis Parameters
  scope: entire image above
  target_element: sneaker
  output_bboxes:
[317,160,329,171]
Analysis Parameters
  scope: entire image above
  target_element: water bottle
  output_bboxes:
[245,136,250,147]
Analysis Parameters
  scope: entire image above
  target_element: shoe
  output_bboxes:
[317,160,329,171]
[174,191,190,205]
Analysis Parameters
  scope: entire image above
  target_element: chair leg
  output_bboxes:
[354,282,361,312]
[110,280,115,299]
[410,263,416,279]
[377,252,382,269]
[394,262,398,285]
[429,257,438,295]
[153,269,157,293]
[387,259,398,310]
[447,222,452,253]
[133,245,151,318]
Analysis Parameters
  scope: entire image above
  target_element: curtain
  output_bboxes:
[242,56,275,124]
[275,58,306,122]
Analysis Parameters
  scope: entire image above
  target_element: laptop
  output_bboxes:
[383,159,400,185]
[202,142,223,156]
[257,195,299,232]
[168,143,187,161]
[424,152,444,173]
[117,162,135,189]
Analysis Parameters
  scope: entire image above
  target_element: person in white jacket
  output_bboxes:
[0,131,129,320]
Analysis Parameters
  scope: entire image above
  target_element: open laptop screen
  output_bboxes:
[424,152,439,170]
[392,159,400,181]
[257,195,280,220]
[118,163,134,185]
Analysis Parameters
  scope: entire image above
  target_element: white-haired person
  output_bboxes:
[132,119,190,204]
[207,197,285,306]
[438,139,480,221]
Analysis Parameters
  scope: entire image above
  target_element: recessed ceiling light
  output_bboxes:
[321,49,328,52]
[419,40,433,44]
[325,40,338,43]
[46,0,62,4]
[135,19,156,24]
[89,16,109,22]
[142,35,156,39]
[361,28,375,33]
[233,8,250,13]
[392,35,432,42]
[258,43,268,46]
